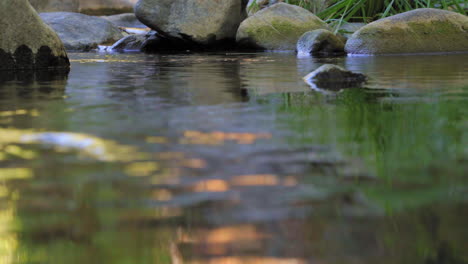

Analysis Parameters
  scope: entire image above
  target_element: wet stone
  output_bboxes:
[35,46,70,69]
[13,45,34,70]
[304,64,367,91]
[0,48,15,70]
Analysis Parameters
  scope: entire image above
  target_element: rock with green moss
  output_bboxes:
[345,8,468,55]
[0,0,69,70]
[236,3,331,50]
[297,29,345,56]
[135,0,248,46]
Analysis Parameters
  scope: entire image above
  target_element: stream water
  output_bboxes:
[0,52,467,264]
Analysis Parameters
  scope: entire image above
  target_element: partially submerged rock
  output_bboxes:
[135,0,248,47]
[40,12,125,51]
[297,29,345,56]
[0,0,69,70]
[303,64,367,91]
[139,32,188,53]
[111,34,147,51]
[346,8,468,55]
[236,3,331,50]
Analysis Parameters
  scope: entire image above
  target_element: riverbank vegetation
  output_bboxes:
[267,0,467,23]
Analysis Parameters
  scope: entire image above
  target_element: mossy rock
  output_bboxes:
[297,29,345,55]
[236,3,331,50]
[0,0,69,70]
[345,8,468,55]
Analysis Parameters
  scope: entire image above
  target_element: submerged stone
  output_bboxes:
[345,8,468,55]
[303,64,367,91]
[0,0,69,70]
[236,3,331,50]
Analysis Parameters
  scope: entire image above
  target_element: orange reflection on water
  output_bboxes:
[193,179,229,192]
[231,174,279,186]
[181,131,272,145]
[204,225,265,244]
[190,257,307,264]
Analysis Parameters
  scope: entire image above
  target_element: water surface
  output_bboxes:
[0,52,467,264]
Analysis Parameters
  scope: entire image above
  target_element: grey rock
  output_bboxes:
[40,12,125,51]
[297,29,345,55]
[102,13,146,28]
[111,34,146,51]
[345,8,468,55]
[135,0,248,46]
[236,3,331,50]
[303,64,367,91]
[0,0,69,70]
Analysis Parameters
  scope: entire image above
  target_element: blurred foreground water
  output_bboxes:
[0,52,467,264]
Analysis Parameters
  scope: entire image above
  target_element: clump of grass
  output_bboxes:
[318,0,467,25]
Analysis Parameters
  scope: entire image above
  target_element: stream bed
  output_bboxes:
[0,52,467,264]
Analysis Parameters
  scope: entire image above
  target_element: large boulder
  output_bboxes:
[0,0,69,70]
[236,3,331,50]
[297,29,345,56]
[135,0,248,46]
[40,12,125,51]
[345,8,468,55]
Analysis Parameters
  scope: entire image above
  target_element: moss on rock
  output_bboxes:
[345,8,468,54]
[236,3,331,50]
[0,0,69,70]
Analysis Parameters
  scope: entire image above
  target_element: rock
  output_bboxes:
[236,3,331,50]
[303,64,367,91]
[345,8,468,55]
[110,34,146,51]
[247,0,328,16]
[297,29,345,56]
[337,22,366,39]
[79,0,137,15]
[40,12,125,51]
[102,13,146,28]
[247,0,283,15]
[29,0,79,12]
[0,0,69,70]
[140,32,188,53]
[135,0,248,46]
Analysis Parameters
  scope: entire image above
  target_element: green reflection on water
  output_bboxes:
[275,86,467,211]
